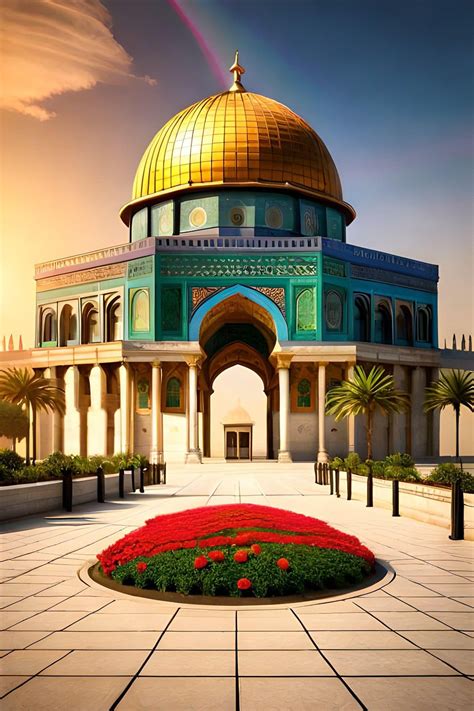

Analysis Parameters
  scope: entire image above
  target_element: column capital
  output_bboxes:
[151,359,162,369]
[184,355,201,368]
[275,353,293,370]
[317,361,327,369]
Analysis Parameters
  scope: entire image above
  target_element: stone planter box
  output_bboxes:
[338,471,474,540]
[0,472,134,522]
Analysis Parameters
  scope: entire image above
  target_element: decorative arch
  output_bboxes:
[59,304,77,346]
[396,303,413,345]
[82,302,100,344]
[416,306,432,343]
[41,308,56,344]
[353,294,370,342]
[374,299,393,345]
[189,285,288,342]
[106,296,122,341]
[131,289,150,332]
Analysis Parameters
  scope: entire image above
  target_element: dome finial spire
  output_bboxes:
[229,50,246,92]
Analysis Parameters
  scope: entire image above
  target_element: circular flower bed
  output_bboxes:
[97,503,375,598]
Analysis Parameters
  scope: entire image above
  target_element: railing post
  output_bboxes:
[130,465,136,493]
[329,466,334,495]
[139,465,145,493]
[162,463,167,485]
[449,479,464,540]
[62,470,73,512]
[335,468,340,498]
[347,468,352,501]
[323,463,328,485]
[119,467,125,499]
[392,479,400,517]
[314,462,318,484]
[97,466,105,504]
[317,463,322,485]
[366,462,373,507]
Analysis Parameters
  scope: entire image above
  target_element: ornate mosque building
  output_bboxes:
[6,55,457,464]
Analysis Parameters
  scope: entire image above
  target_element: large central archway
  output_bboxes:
[196,289,281,459]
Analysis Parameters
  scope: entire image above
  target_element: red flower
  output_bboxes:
[234,550,248,563]
[136,562,147,573]
[237,577,252,590]
[209,550,225,562]
[250,544,261,555]
[235,532,252,545]
[194,555,208,569]
[277,557,290,570]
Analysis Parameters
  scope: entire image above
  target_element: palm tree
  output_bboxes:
[0,368,65,464]
[0,400,29,452]
[326,365,410,459]
[424,369,474,461]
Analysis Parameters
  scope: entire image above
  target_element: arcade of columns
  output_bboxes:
[37,356,438,463]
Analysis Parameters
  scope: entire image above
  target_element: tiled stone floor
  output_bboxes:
[0,461,473,710]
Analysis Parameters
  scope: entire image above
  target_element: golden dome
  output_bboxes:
[120,57,355,225]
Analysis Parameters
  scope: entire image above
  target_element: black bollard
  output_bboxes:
[97,466,105,504]
[449,479,464,540]
[130,465,136,493]
[347,467,352,501]
[317,463,322,485]
[366,463,373,508]
[314,462,318,484]
[322,463,327,486]
[162,463,167,485]
[139,465,145,493]
[329,466,334,495]
[119,467,125,498]
[335,468,340,498]
[62,470,73,512]
[392,479,400,517]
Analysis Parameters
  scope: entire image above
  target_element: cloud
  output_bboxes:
[0,0,155,120]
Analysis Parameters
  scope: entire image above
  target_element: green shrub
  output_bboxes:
[372,461,386,477]
[426,463,474,493]
[344,452,361,472]
[11,464,52,484]
[40,451,79,477]
[383,465,421,482]
[329,456,344,469]
[0,449,24,471]
[384,453,415,468]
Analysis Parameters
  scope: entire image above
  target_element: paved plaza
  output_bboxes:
[0,462,473,710]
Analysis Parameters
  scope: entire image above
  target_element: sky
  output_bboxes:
[0,0,473,349]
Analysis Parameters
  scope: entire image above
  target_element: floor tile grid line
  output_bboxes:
[290,608,368,710]
[380,588,474,638]
[5,521,122,560]
[235,610,240,711]
[4,523,132,574]
[204,480,224,505]
[0,649,75,700]
[19,596,116,649]
[173,473,222,499]
[109,607,181,710]
[396,567,474,584]
[351,601,471,678]
[0,579,80,607]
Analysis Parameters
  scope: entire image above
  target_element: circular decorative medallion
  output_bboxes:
[265,205,283,229]
[189,206,207,228]
[325,291,343,330]
[230,206,246,226]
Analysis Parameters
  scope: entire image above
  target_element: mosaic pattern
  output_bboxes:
[323,257,346,278]
[127,257,153,279]
[253,287,286,316]
[160,255,318,278]
[37,263,126,292]
[191,287,223,311]
[351,264,437,293]
[132,91,343,203]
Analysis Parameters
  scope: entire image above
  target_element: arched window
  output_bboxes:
[417,307,431,343]
[82,303,100,344]
[296,288,316,331]
[42,309,56,344]
[132,289,150,332]
[353,295,370,342]
[106,297,122,341]
[325,290,343,331]
[136,376,151,410]
[165,377,181,409]
[297,378,311,408]
[374,301,392,344]
[131,207,148,242]
[396,304,413,344]
[59,304,77,346]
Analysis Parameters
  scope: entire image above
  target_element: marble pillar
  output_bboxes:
[63,366,81,454]
[185,357,202,463]
[118,363,130,454]
[150,361,163,464]
[346,362,356,453]
[87,365,108,456]
[317,362,329,463]
[277,357,292,462]
[411,366,427,458]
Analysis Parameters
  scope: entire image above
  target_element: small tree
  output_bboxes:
[326,365,410,460]
[424,369,474,461]
[0,400,28,451]
[0,368,65,464]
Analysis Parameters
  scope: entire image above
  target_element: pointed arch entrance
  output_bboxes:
[195,290,281,459]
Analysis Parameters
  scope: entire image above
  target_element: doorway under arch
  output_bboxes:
[210,365,267,459]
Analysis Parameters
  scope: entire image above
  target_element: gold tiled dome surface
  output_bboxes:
[122,89,355,225]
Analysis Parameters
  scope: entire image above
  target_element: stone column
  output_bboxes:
[346,362,356,453]
[317,362,329,463]
[276,355,292,463]
[87,365,108,456]
[429,367,440,456]
[118,363,130,453]
[150,361,163,464]
[391,364,407,453]
[185,356,202,463]
[63,366,81,454]
[411,366,427,458]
